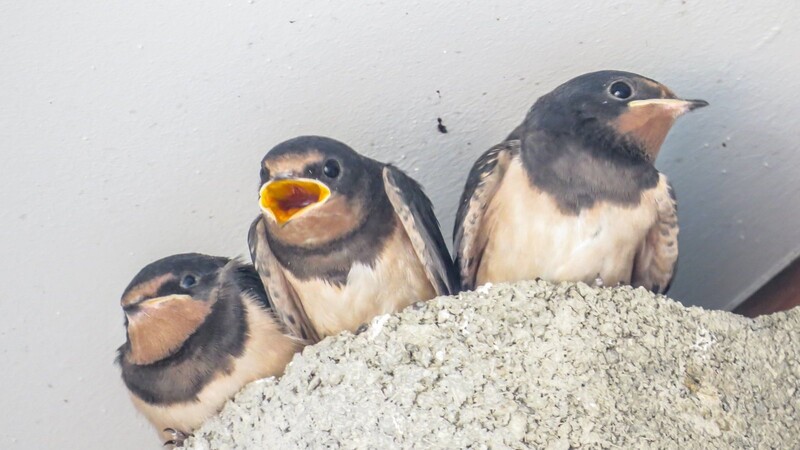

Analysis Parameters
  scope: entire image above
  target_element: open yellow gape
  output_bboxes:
[259,178,331,224]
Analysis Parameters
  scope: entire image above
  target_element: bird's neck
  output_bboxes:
[265,191,397,286]
[520,125,659,214]
[117,285,248,405]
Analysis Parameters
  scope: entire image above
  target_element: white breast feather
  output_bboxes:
[477,158,658,287]
[289,226,436,337]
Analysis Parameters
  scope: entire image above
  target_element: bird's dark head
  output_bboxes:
[120,253,229,365]
[524,70,708,161]
[257,136,379,245]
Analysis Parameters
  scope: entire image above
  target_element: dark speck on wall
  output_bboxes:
[722,142,727,147]
[437,118,448,134]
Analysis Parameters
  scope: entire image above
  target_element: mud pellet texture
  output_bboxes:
[186,281,800,449]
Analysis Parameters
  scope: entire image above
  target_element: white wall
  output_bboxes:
[1,1,798,448]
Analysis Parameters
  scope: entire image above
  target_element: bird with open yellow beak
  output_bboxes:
[454,70,708,293]
[249,136,458,342]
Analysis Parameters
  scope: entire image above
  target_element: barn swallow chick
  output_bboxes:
[249,136,458,342]
[116,253,302,447]
[454,70,708,293]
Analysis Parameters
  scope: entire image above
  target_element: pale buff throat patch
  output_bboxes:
[613,105,677,160]
[126,295,213,365]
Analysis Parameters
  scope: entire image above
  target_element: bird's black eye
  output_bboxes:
[323,159,340,178]
[180,274,197,289]
[609,81,633,100]
[259,166,270,182]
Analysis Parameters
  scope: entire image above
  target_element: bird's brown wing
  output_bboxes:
[248,217,320,343]
[453,140,520,290]
[631,176,679,294]
[382,165,459,296]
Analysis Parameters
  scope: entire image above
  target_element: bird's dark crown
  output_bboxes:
[519,69,706,166]
[121,253,228,310]
[524,70,675,131]
[259,135,381,196]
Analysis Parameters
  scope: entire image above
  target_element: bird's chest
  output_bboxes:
[129,301,297,442]
[287,226,435,337]
[478,160,657,286]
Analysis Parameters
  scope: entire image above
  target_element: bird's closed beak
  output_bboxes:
[122,294,194,317]
[614,97,708,160]
[627,98,709,117]
[259,178,331,225]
